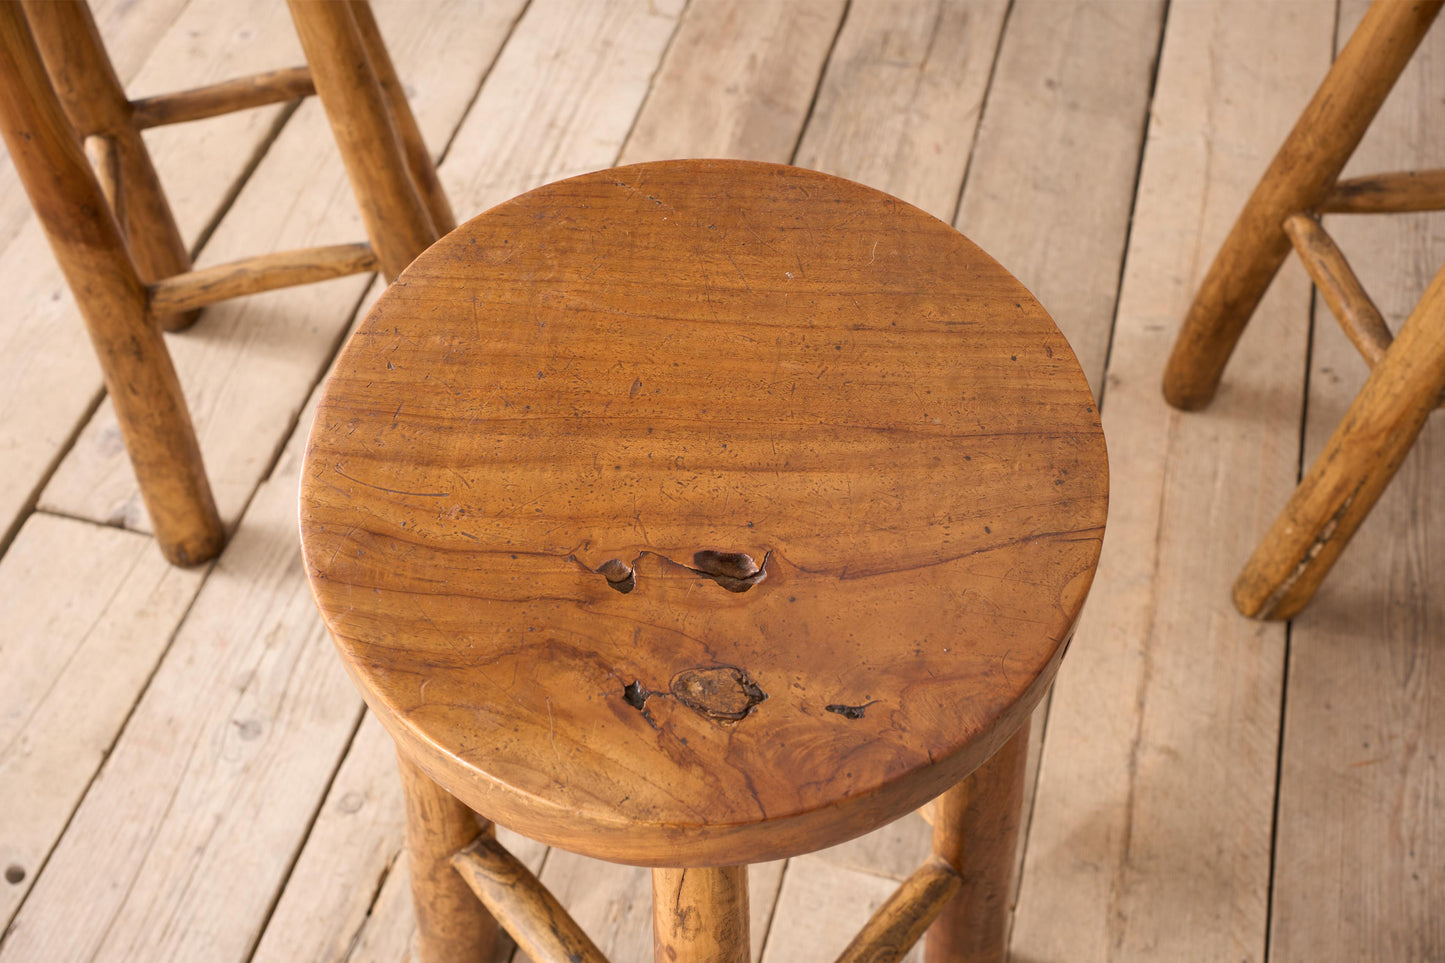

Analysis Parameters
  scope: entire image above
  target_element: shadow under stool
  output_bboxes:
[0,0,450,566]
[298,160,1109,963]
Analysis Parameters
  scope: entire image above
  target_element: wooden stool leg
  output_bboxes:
[20,0,201,333]
[925,720,1030,963]
[1234,261,1445,620]
[652,866,750,963]
[398,752,499,963]
[348,0,456,235]
[1161,0,1442,410]
[0,5,223,565]
[286,0,439,279]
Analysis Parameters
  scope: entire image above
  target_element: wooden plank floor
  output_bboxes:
[0,1,1440,960]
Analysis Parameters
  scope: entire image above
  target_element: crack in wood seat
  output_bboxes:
[299,159,1108,962]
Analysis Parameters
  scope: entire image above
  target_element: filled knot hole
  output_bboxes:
[692,550,768,593]
[597,558,636,593]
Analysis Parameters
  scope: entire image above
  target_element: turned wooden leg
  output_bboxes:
[21,0,200,332]
[286,0,439,279]
[397,751,499,963]
[1234,260,1445,620]
[0,5,223,565]
[1161,0,1442,410]
[925,720,1030,963]
[652,865,750,963]
[348,0,456,235]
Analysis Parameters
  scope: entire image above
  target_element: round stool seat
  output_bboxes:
[299,159,1108,867]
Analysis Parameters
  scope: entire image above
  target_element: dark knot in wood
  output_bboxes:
[691,550,768,593]
[825,700,879,720]
[597,558,636,593]
[670,666,767,721]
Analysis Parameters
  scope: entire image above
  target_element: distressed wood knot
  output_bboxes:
[670,665,767,721]
[825,700,879,720]
[692,549,768,592]
[597,557,636,593]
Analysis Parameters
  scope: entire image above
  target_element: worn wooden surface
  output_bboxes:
[4,1,1442,960]
[652,866,750,963]
[1010,1,1327,960]
[1269,0,1445,956]
[300,159,1107,865]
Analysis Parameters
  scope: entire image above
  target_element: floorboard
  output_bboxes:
[1269,1,1445,959]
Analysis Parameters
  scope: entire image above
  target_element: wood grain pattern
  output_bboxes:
[617,0,845,164]
[300,159,1107,866]
[452,837,608,963]
[793,0,1010,222]
[1282,213,1391,366]
[1323,168,1445,214]
[129,65,315,129]
[147,241,379,316]
[652,866,750,963]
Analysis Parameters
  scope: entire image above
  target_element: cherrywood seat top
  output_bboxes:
[300,160,1108,866]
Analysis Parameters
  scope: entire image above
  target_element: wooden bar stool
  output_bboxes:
[1162,0,1445,620]
[298,160,1109,963]
[0,0,451,566]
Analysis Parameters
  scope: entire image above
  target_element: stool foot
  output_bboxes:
[652,865,749,963]
[925,720,1030,963]
[397,751,499,963]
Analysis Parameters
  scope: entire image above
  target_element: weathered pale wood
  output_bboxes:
[762,857,923,963]
[1010,2,1326,958]
[1162,0,1443,410]
[350,0,455,235]
[147,241,379,315]
[836,859,960,963]
[1269,1,1445,952]
[926,723,1029,963]
[793,0,1010,222]
[956,0,1169,397]
[21,0,200,332]
[129,65,315,129]
[300,160,1106,866]
[451,837,608,963]
[814,813,932,882]
[1322,168,1445,214]
[0,2,224,565]
[40,0,527,536]
[617,0,845,165]
[399,753,498,963]
[0,513,205,933]
[252,707,547,962]
[653,867,750,963]
[1283,213,1392,365]
[286,0,438,279]
[0,392,362,963]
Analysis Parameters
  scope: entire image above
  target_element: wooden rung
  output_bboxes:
[834,857,962,963]
[1283,213,1393,366]
[147,242,378,315]
[450,837,610,963]
[129,66,314,129]
[1320,168,1445,214]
